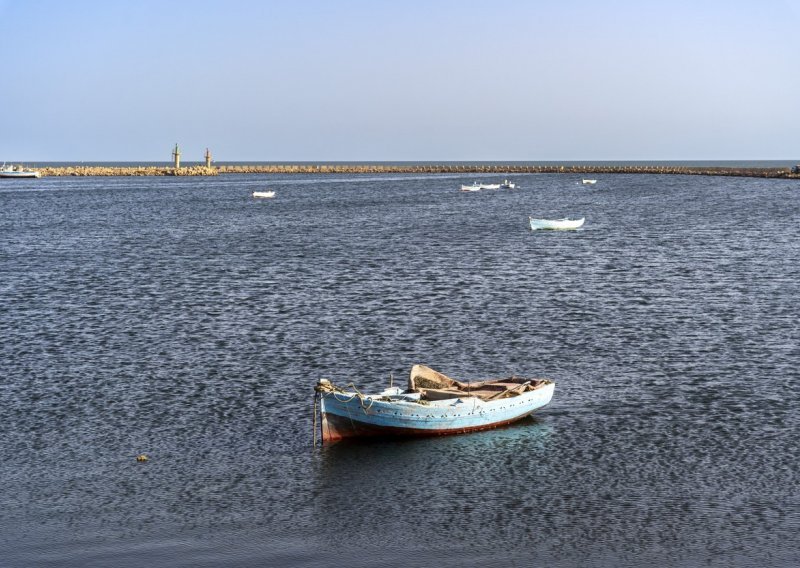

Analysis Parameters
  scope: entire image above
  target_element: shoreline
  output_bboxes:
[26,164,800,179]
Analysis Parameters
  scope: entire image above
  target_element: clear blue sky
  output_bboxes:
[1,0,798,161]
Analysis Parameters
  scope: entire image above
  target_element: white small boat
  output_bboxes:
[501,179,516,189]
[582,179,597,185]
[252,190,275,198]
[529,217,585,231]
[0,163,41,178]
[460,182,501,191]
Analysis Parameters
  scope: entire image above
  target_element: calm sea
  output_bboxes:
[1,172,799,567]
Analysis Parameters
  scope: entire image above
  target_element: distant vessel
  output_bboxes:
[582,179,597,185]
[460,182,501,191]
[529,217,585,230]
[252,190,275,198]
[501,179,516,189]
[0,163,41,178]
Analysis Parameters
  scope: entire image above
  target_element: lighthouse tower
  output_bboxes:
[172,143,181,169]
[204,148,212,168]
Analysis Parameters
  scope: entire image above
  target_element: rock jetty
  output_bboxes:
[33,164,800,179]
[36,165,218,177]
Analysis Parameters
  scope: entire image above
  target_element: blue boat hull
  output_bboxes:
[319,383,554,442]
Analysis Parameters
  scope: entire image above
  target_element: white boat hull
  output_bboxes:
[0,170,41,178]
[460,182,502,191]
[582,179,597,184]
[252,191,275,198]
[529,217,585,230]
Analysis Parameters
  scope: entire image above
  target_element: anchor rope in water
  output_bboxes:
[312,392,319,447]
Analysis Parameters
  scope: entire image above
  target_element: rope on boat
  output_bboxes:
[315,379,375,411]
[347,382,375,411]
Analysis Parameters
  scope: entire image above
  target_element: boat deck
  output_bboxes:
[417,379,550,402]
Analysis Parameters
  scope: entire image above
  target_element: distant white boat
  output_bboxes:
[582,179,597,185]
[501,179,516,189]
[253,190,275,198]
[460,182,501,191]
[0,163,41,178]
[529,217,585,231]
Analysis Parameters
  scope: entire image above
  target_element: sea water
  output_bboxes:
[1,172,798,567]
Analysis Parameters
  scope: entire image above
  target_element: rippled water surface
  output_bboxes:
[1,173,799,567]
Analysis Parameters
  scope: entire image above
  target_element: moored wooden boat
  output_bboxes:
[252,190,275,198]
[529,217,585,230]
[314,364,554,443]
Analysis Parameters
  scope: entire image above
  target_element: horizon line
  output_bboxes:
[7,158,799,164]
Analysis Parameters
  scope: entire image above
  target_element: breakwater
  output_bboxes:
[33,164,800,179]
[34,165,218,177]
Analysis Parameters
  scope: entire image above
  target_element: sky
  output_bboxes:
[1,0,799,162]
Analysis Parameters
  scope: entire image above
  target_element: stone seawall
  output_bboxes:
[36,165,218,177]
[35,164,800,179]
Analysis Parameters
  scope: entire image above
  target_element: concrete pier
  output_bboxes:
[31,164,800,179]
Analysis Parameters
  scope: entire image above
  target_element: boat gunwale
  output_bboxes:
[319,381,555,424]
